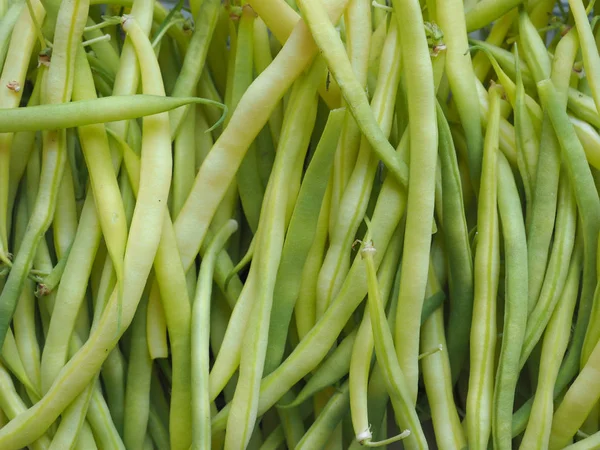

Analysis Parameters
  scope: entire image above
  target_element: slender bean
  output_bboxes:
[437,102,474,383]
[123,292,152,450]
[295,0,409,187]
[211,120,410,435]
[569,0,600,116]
[317,19,400,320]
[191,220,238,450]
[0,95,224,133]
[471,10,517,82]
[173,0,349,272]
[421,306,466,450]
[295,185,331,340]
[11,195,41,393]
[48,380,95,450]
[519,235,583,450]
[296,381,351,450]
[492,149,528,450]
[0,10,175,448]
[527,26,577,318]
[538,80,600,368]
[549,323,600,448]
[253,17,283,147]
[329,0,371,235]
[223,63,319,450]
[563,430,600,449]
[264,108,345,374]
[351,225,404,446]
[168,0,220,135]
[436,0,483,190]
[0,0,45,265]
[466,83,501,450]
[362,239,426,449]
[0,362,51,450]
[208,61,323,402]
[465,0,523,33]
[0,0,87,354]
[392,0,438,402]
[519,174,576,367]
[0,1,25,75]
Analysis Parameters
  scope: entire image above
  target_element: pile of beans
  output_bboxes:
[2,0,600,448]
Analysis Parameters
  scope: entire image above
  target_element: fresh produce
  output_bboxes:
[3,0,600,448]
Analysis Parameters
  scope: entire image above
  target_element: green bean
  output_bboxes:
[231,6,265,233]
[349,221,404,445]
[0,95,224,134]
[0,1,25,75]
[280,331,357,410]
[569,0,600,116]
[295,0,408,187]
[223,63,322,450]
[11,195,41,393]
[469,39,535,88]
[295,185,331,340]
[329,0,371,234]
[265,108,345,374]
[568,88,600,128]
[36,243,72,296]
[191,219,238,450]
[173,0,349,274]
[296,381,351,450]
[518,8,551,84]
[527,26,577,318]
[511,44,540,220]
[148,401,170,450]
[211,120,410,436]
[7,67,43,219]
[317,19,400,320]
[83,18,120,76]
[466,83,501,450]
[549,322,600,448]
[421,306,466,450]
[347,245,403,450]
[492,149,528,450]
[168,0,219,135]
[48,380,95,450]
[251,20,280,141]
[471,10,516,82]
[563,430,600,449]
[538,80,600,369]
[123,291,152,450]
[519,234,583,450]
[0,0,87,353]
[361,238,425,449]
[41,45,127,393]
[437,102,474,383]
[126,16,196,449]
[571,114,600,170]
[0,11,176,449]
[208,61,323,402]
[465,0,523,33]
[172,89,197,219]
[145,280,168,359]
[392,0,438,403]
[0,0,45,266]
[0,362,51,450]
[74,422,98,450]
[436,0,483,190]
[366,17,388,95]
[519,174,576,367]
[275,392,306,449]
[2,328,39,400]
